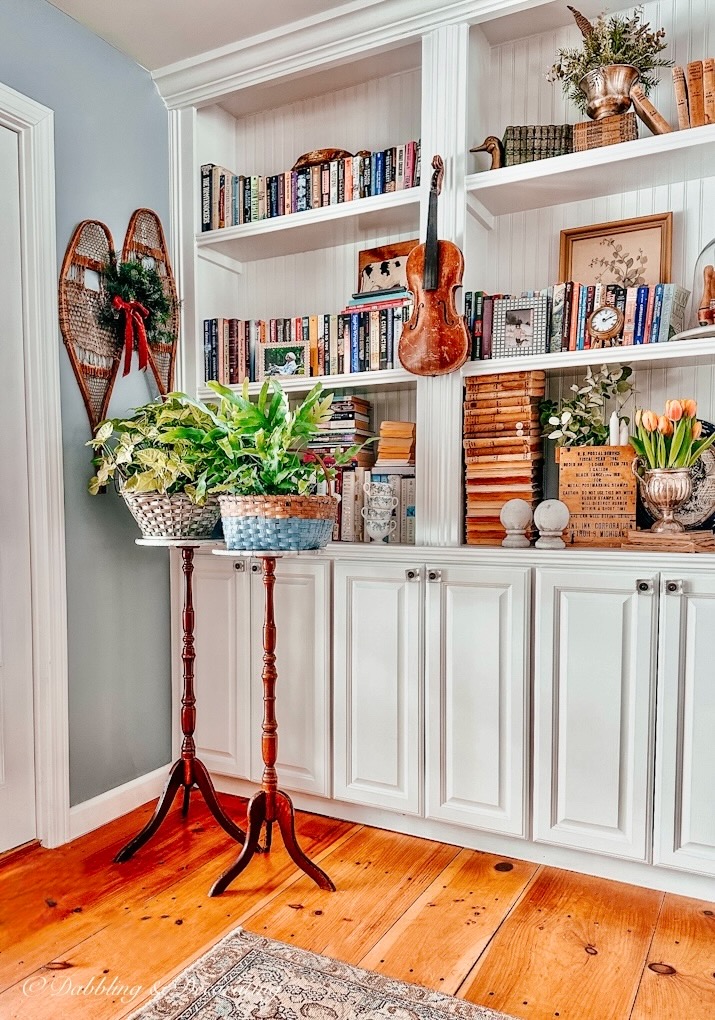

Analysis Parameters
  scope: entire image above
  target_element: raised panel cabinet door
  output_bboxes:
[333,559,423,814]
[534,567,658,861]
[425,564,530,836]
[178,554,252,779]
[655,573,715,876]
[250,558,331,797]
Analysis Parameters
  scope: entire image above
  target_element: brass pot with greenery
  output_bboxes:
[548,6,672,120]
[87,394,228,539]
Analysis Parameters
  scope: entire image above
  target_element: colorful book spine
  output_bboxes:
[633,285,649,344]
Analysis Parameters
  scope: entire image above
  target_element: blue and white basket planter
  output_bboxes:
[218,493,338,551]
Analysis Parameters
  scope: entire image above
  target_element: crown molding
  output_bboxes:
[152,0,547,109]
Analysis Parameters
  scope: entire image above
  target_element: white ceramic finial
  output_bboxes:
[534,499,570,549]
[500,498,534,548]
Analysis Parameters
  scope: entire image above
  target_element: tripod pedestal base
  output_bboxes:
[209,788,334,896]
[114,757,246,863]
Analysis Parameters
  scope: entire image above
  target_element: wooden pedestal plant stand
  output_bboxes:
[209,551,335,896]
[114,540,246,863]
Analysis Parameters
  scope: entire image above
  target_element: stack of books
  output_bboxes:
[374,420,416,467]
[201,139,421,231]
[308,396,374,467]
[573,112,638,152]
[673,59,715,129]
[463,372,544,546]
[502,124,573,165]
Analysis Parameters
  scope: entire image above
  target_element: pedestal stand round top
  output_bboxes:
[211,548,325,558]
[135,538,223,548]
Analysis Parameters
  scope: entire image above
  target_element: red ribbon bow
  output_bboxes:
[112,294,150,376]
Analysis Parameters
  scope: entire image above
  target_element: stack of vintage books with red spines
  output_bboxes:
[463,371,545,545]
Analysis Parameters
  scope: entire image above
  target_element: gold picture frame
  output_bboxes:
[258,341,310,381]
[559,212,673,287]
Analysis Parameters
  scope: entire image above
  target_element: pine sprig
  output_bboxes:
[99,255,176,347]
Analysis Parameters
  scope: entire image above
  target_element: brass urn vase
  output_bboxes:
[633,462,693,533]
[579,64,640,120]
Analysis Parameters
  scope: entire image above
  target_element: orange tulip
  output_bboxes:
[658,415,674,436]
[681,398,697,418]
[641,410,658,432]
[635,408,643,428]
[693,420,703,439]
[665,399,683,422]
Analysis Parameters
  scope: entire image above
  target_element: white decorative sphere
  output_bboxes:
[534,499,570,533]
[500,498,534,530]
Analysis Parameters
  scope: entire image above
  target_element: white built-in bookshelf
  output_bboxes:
[163,0,715,548]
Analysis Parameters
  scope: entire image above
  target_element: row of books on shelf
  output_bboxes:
[200,140,421,231]
[502,124,574,166]
[464,282,690,361]
[202,293,412,383]
[672,59,715,129]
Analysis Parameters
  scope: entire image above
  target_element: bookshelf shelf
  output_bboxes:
[195,189,421,263]
[465,125,715,221]
[197,367,415,400]
[461,336,715,380]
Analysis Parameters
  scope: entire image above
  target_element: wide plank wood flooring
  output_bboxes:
[1,795,714,1019]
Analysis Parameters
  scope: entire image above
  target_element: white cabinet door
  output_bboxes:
[333,559,423,814]
[425,563,530,837]
[250,558,331,797]
[190,555,252,779]
[534,567,658,861]
[655,573,715,876]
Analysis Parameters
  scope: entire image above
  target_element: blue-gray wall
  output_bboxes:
[0,0,172,804]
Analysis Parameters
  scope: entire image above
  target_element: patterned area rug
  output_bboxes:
[129,928,515,1020]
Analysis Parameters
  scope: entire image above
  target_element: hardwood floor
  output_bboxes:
[1,795,714,1019]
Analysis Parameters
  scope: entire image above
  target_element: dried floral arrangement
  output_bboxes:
[548,6,672,114]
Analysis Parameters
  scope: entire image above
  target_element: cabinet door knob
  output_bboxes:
[427,569,442,582]
[234,560,246,572]
[405,568,421,582]
[251,561,262,574]
[665,578,683,595]
[636,579,654,594]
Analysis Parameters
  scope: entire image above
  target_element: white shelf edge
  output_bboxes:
[461,336,715,378]
[195,187,421,262]
[465,124,715,216]
[197,367,415,399]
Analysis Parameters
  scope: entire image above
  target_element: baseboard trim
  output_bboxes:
[68,765,170,841]
[212,774,715,901]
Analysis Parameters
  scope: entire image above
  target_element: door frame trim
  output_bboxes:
[0,81,69,847]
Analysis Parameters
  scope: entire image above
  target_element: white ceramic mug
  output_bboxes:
[367,495,398,510]
[361,505,393,521]
[365,517,397,541]
[364,481,393,497]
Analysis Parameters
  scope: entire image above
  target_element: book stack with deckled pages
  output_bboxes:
[463,372,544,545]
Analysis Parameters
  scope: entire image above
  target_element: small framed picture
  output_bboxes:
[357,240,419,293]
[559,212,672,287]
[492,296,549,358]
[259,341,310,380]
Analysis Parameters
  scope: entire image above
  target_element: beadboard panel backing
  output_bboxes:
[228,67,421,180]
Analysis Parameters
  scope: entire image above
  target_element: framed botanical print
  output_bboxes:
[559,212,672,287]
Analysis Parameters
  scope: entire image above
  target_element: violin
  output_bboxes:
[398,155,470,377]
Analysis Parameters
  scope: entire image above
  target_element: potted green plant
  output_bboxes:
[540,364,633,447]
[185,379,362,551]
[548,6,672,120]
[87,394,229,538]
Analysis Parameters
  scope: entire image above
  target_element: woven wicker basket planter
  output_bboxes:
[121,488,220,540]
[219,493,338,551]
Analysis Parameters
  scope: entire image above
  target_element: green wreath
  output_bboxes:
[99,255,175,349]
